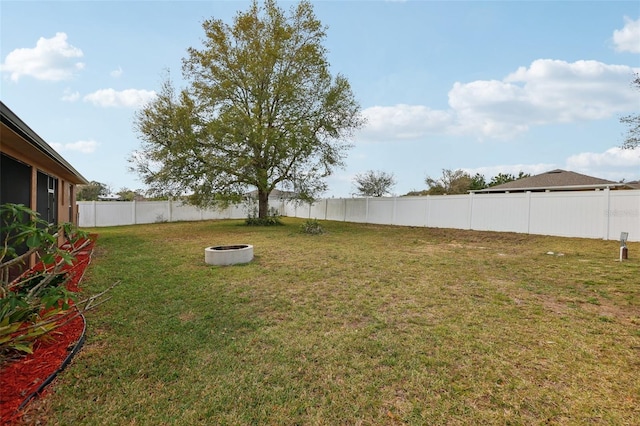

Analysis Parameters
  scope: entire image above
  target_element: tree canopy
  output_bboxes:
[488,171,531,187]
[424,169,473,195]
[353,170,396,197]
[116,188,144,201]
[132,0,364,218]
[76,181,109,201]
[620,73,639,149]
[415,169,531,196]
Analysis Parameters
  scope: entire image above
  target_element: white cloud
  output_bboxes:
[0,32,84,81]
[50,139,100,154]
[110,66,123,78]
[358,104,453,142]
[358,59,639,142]
[83,88,156,108]
[447,79,533,138]
[566,146,640,170]
[565,146,640,182]
[453,59,638,137]
[61,88,80,102]
[613,17,640,53]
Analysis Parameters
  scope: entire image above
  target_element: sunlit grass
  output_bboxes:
[31,218,639,424]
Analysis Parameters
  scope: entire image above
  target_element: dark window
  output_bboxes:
[1,154,33,279]
[37,171,57,225]
[68,184,74,224]
[1,153,31,206]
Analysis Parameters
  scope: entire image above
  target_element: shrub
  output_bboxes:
[0,203,115,359]
[300,219,324,235]
[245,207,283,226]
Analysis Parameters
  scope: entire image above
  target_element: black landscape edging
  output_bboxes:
[16,314,87,412]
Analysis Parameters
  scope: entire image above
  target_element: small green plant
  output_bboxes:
[0,203,115,359]
[0,204,81,357]
[300,219,325,235]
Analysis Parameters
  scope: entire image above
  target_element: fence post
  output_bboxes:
[392,197,397,225]
[343,198,347,222]
[424,196,430,228]
[604,187,611,240]
[467,193,474,230]
[132,200,137,225]
[366,197,369,223]
[526,191,532,234]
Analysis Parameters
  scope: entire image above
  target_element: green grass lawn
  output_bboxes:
[33,218,639,425]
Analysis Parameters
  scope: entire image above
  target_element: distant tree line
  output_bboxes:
[352,168,530,198]
[404,169,531,196]
[76,181,146,201]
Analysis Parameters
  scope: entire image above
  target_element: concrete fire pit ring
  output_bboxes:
[205,244,254,266]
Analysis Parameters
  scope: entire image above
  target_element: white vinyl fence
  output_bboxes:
[77,200,256,227]
[283,189,640,242]
[78,189,640,241]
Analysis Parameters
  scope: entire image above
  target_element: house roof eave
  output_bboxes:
[471,183,628,193]
[1,101,89,185]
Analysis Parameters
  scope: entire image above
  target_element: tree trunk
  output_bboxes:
[258,189,270,219]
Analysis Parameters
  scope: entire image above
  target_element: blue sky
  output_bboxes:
[2,0,639,197]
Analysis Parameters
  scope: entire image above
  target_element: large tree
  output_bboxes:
[353,170,396,197]
[76,181,109,201]
[116,188,144,201]
[620,73,639,149]
[132,0,364,218]
[425,169,473,195]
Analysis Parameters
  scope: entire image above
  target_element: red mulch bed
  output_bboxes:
[0,237,96,425]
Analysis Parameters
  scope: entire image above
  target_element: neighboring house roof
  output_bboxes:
[472,169,630,193]
[245,189,298,199]
[625,180,640,190]
[98,194,123,201]
[1,101,88,184]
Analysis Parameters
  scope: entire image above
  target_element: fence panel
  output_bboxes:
[282,201,305,218]
[95,203,134,227]
[344,198,368,223]
[171,202,204,222]
[394,197,428,227]
[308,199,327,219]
[426,195,470,229]
[77,201,133,227]
[325,199,346,221]
[367,198,394,224]
[529,192,605,239]
[606,190,640,241]
[133,201,170,224]
[77,202,95,227]
[471,193,530,233]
